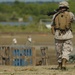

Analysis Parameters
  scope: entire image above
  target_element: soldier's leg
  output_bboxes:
[62,40,73,70]
[55,39,63,69]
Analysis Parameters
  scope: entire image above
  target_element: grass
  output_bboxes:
[0,22,75,33]
[0,24,50,33]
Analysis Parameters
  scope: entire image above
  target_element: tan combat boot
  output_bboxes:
[62,58,67,70]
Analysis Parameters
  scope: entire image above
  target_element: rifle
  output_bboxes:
[47,8,59,16]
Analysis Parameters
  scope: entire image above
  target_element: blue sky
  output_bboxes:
[0,0,63,2]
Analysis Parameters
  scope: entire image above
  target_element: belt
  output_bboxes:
[55,28,70,35]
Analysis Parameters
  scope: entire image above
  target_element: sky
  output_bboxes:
[0,0,63,2]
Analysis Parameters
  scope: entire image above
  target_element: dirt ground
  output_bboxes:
[0,33,54,45]
[0,65,75,75]
[0,33,75,45]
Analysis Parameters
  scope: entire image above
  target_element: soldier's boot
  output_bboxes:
[56,62,62,70]
[62,58,67,70]
[50,62,62,70]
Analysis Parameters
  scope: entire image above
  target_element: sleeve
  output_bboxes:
[69,12,75,22]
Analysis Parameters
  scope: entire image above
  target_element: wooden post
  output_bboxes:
[32,47,36,66]
[41,47,48,65]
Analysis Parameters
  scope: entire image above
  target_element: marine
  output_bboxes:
[51,1,75,70]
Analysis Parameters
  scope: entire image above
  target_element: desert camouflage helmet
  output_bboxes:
[59,1,69,8]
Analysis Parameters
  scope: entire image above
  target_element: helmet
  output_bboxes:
[59,1,69,8]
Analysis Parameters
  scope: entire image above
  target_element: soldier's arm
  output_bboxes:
[51,25,55,35]
[69,12,75,22]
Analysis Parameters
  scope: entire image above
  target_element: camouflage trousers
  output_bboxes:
[55,39,73,63]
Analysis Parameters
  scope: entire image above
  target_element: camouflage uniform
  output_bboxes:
[55,39,73,63]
